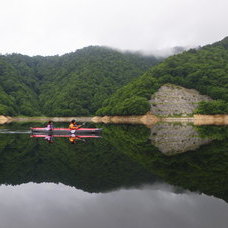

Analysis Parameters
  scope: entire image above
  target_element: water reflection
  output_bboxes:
[0,123,158,193]
[0,182,227,228]
[98,124,228,202]
[150,123,211,155]
[0,123,227,205]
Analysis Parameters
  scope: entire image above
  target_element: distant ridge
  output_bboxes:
[96,36,228,116]
[0,46,160,116]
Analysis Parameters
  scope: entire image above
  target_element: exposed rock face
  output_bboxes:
[150,123,211,156]
[150,84,212,116]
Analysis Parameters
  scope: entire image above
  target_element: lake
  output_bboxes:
[0,122,227,228]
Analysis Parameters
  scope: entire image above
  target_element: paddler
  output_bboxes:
[46,121,54,131]
[69,119,81,130]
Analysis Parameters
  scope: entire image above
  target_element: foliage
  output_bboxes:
[196,125,228,140]
[97,37,228,115]
[195,100,228,114]
[0,55,41,115]
[0,47,160,116]
[97,96,150,116]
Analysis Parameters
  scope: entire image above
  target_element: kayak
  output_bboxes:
[31,127,102,134]
[31,134,101,138]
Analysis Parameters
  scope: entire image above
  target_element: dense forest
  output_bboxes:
[97,37,228,115]
[0,46,160,116]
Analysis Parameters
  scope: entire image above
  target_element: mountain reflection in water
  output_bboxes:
[0,122,227,227]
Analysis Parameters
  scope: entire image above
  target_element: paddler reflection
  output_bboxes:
[69,134,82,144]
[45,135,54,143]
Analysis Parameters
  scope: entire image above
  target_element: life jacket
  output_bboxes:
[69,123,78,129]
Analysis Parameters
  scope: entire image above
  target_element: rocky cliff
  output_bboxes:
[150,84,212,116]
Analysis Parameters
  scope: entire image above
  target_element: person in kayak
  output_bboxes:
[69,119,81,130]
[46,121,54,131]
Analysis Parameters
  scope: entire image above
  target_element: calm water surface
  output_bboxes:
[0,122,227,228]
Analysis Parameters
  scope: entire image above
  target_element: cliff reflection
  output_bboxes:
[150,123,211,155]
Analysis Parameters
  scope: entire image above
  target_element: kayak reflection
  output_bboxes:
[30,134,101,144]
[69,134,84,144]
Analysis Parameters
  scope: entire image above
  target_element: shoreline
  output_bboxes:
[0,114,228,125]
[92,114,228,125]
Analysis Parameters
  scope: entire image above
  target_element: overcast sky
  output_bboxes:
[0,0,227,56]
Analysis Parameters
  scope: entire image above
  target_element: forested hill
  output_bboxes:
[0,46,160,116]
[97,37,228,116]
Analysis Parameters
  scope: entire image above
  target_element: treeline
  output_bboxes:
[97,37,228,115]
[0,46,160,116]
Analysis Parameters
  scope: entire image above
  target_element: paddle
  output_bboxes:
[76,122,86,129]
[79,138,86,142]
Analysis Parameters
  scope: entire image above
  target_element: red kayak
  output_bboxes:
[31,127,102,134]
[31,134,101,138]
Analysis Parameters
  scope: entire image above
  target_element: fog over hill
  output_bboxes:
[97,37,228,116]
